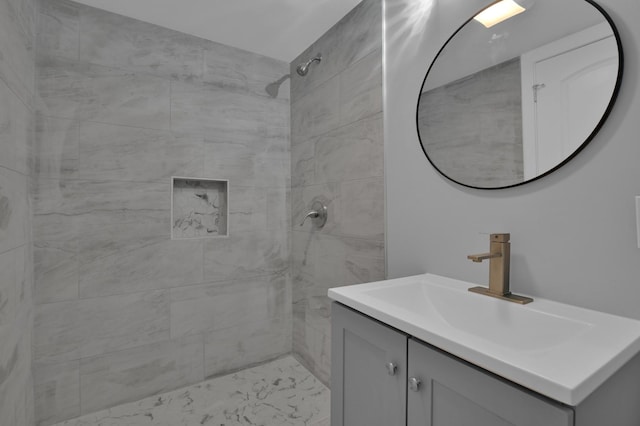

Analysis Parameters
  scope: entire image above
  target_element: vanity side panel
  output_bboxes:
[575,352,640,426]
[408,338,574,426]
[331,302,407,426]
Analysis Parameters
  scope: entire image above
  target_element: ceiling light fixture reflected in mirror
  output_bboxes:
[474,0,526,28]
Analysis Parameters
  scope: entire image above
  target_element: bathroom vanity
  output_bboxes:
[329,274,640,426]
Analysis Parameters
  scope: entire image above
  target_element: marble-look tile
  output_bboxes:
[33,360,80,426]
[32,178,169,243]
[293,322,331,386]
[79,5,204,81]
[266,186,290,235]
[291,139,315,187]
[34,240,78,304]
[203,315,292,379]
[79,335,204,415]
[37,0,80,61]
[291,75,340,143]
[33,115,79,179]
[37,56,171,130]
[171,79,289,137]
[290,0,381,99]
[339,48,383,126]
[0,0,36,107]
[227,184,268,235]
[0,79,31,175]
[78,121,203,182]
[33,290,170,363]
[203,230,289,282]
[0,323,34,426]
[314,112,384,184]
[54,356,329,426]
[338,177,385,240]
[204,40,290,100]
[203,128,290,188]
[292,230,385,288]
[170,274,290,338]
[78,235,204,298]
[0,166,29,253]
[0,246,19,327]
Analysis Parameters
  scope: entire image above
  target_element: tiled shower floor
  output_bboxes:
[53,356,330,426]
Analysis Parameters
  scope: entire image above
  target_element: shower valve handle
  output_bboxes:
[299,201,328,228]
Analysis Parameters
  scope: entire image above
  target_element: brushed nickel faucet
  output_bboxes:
[467,233,533,304]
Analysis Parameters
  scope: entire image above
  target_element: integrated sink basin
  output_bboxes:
[328,273,640,406]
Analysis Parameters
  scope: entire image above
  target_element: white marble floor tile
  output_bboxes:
[53,355,330,426]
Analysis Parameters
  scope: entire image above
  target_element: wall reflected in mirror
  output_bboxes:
[416,0,622,189]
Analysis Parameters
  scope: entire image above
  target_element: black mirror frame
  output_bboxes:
[415,0,624,190]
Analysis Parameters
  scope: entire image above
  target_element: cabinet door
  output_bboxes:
[331,302,408,426]
[407,339,574,426]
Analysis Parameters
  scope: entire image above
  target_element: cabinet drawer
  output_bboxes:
[407,339,574,426]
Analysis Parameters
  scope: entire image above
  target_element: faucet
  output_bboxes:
[467,233,533,304]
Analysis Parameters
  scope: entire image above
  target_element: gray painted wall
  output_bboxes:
[385,0,640,319]
[290,0,384,384]
[33,1,291,424]
[0,0,36,424]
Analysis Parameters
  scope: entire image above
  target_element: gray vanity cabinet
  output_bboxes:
[332,302,574,426]
[331,302,408,426]
[407,339,573,426]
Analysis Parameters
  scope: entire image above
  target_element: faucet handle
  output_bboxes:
[490,233,510,242]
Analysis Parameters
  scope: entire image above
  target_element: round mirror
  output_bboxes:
[416,0,623,189]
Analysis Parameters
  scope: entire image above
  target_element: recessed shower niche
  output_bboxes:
[171,177,229,239]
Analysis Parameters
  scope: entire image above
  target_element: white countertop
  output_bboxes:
[328,273,640,406]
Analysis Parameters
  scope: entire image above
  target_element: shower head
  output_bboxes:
[265,74,290,98]
[296,54,322,76]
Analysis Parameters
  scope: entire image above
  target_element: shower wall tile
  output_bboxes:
[0,0,36,107]
[33,115,79,180]
[0,79,31,175]
[34,289,170,363]
[79,335,204,415]
[203,314,292,379]
[291,139,315,188]
[0,166,30,253]
[290,0,382,99]
[314,112,384,184]
[289,0,383,382]
[170,274,290,338]
[78,6,205,81]
[37,0,80,61]
[266,186,291,235]
[0,313,34,426]
[227,185,268,234]
[339,48,383,126]
[294,177,384,241]
[78,235,204,298]
[203,41,290,100]
[170,79,289,136]
[77,122,204,182]
[37,56,171,129]
[33,360,80,426]
[203,230,289,282]
[34,0,293,421]
[290,75,340,143]
[34,240,78,304]
[203,130,290,188]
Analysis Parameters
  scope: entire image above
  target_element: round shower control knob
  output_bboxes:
[408,377,422,392]
[386,362,397,376]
